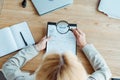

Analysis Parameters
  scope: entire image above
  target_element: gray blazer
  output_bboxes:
[2,44,112,80]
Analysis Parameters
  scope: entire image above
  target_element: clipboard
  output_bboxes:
[46,21,77,55]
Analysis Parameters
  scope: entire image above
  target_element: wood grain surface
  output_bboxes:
[0,0,120,77]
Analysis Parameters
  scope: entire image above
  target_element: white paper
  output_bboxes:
[0,27,17,56]
[46,24,76,54]
[10,22,35,49]
[98,0,120,19]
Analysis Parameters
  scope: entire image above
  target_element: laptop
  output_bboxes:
[31,0,73,15]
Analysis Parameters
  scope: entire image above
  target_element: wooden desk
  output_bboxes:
[0,0,120,77]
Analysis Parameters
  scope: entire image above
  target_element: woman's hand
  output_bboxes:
[35,36,50,51]
[72,28,87,49]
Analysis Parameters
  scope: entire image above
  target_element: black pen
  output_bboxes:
[20,32,28,46]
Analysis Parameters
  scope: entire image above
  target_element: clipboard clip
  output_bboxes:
[48,20,77,34]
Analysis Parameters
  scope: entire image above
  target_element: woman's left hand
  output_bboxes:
[35,36,50,51]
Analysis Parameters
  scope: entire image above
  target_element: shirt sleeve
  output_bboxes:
[82,44,112,80]
[2,45,39,80]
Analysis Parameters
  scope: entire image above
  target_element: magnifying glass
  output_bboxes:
[56,20,70,34]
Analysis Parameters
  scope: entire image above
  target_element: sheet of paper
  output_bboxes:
[46,24,76,55]
[10,22,35,49]
[0,27,17,57]
[98,0,120,19]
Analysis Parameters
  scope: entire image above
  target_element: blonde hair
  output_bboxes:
[36,53,87,80]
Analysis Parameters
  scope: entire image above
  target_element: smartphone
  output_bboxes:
[0,70,6,80]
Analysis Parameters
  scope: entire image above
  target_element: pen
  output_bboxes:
[20,32,28,46]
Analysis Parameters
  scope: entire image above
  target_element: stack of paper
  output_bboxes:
[98,0,120,19]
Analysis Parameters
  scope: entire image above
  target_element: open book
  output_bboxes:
[46,22,77,55]
[0,22,35,57]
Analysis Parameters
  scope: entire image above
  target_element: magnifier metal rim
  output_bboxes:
[56,20,70,34]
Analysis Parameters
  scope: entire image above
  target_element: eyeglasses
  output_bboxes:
[0,0,4,15]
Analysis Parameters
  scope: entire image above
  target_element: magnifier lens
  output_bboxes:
[57,21,69,34]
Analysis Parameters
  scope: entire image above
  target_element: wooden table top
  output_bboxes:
[0,0,120,77]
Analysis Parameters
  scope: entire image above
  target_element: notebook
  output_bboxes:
[0,22,35,57]
[98,0,120,19]
[31,0,73,15]
[46,22,77,55]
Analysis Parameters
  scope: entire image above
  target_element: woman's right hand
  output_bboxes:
[72,28,87,49]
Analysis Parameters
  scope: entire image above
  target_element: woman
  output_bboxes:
[2,29,112,80]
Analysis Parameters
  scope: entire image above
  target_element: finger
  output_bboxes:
[47,36,51,40]
[71,29,78,35]
[74,29,81,36]
[47,36,51,39]
[42,36,46,40]
[77,29,86,37]
[71,29,77,35]
[45,36,51,42]
[72,29,80,38]
[76,28,84,35]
